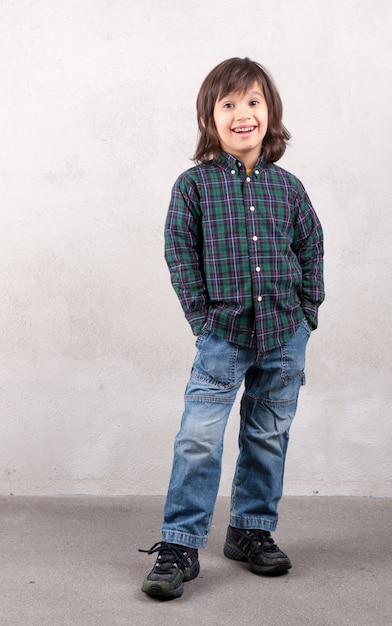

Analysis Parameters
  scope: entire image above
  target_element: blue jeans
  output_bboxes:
[161,317,311,548]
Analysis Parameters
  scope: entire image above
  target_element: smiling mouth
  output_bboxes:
[233,126,256,133]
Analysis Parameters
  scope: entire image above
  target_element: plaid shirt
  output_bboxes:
[164,151,324,352]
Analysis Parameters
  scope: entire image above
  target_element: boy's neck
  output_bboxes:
[243,157,259,171]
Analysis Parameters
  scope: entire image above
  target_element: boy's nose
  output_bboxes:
[235,107,251,120]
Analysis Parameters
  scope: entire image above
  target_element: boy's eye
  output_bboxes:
[222,100,259,108]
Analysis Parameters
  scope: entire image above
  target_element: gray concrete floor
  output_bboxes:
[1,495,391,625]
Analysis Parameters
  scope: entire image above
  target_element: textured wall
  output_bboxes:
[0,0,391,496]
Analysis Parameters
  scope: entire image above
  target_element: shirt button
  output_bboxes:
[256,267,261,272]
[254,170,259,175]
[230,169,236,175]
[252,236,258,241]
[250,206,255,211]
[258,296,263,301]
[246,176,251,182]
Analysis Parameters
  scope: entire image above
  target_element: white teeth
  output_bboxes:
[233,127,255,133]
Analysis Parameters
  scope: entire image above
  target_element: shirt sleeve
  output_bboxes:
[292,187,325,330]
[164,175,209,334]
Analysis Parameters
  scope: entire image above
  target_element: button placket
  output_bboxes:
[243,170,263,309]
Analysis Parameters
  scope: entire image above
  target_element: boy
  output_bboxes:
[140,57,324,599]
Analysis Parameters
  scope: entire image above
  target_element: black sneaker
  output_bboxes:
[223,525,291,575]
[139,541,200,599]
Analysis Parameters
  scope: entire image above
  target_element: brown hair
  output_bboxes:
[193,57,290,164]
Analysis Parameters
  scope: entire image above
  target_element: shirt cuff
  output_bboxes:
[186,311,208,335]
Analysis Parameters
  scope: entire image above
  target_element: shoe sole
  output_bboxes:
[142,560,200,599]
[223,542,291,575]
[142,582,184,599]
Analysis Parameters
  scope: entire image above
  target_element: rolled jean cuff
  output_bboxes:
[229,515,277,532]
[161,529,208,549]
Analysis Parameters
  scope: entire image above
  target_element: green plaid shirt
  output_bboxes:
[164,151,325,352]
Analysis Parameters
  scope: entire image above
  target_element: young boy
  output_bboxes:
[140,57,324,599]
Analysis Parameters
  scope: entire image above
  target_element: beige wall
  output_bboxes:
[1,0,391,496]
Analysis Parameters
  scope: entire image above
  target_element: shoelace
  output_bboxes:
[248,530,279,554]
[139,541,191,572]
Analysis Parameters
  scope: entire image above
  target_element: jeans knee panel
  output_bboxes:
[244,392,298,408]
[184,394,235,404]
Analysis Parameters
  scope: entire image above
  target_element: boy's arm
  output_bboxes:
[164,177,209,335]
[292,190,325,330]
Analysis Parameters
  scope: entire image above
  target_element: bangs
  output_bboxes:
[217,66,263,100]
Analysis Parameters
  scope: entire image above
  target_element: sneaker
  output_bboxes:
[139,541,200,599]
[223,525,291,575]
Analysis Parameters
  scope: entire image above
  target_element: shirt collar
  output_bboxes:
[215,151,266,175]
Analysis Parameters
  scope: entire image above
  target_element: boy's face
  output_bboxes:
[213,81,268,169]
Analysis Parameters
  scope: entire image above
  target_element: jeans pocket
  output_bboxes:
[195,323,210,348]
[192,332,239,389]
[301,316,312,335]
[281,320,310,386]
